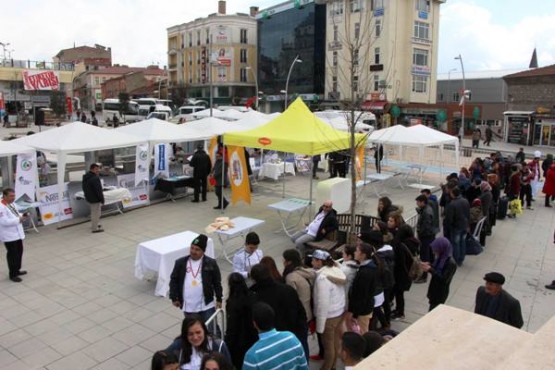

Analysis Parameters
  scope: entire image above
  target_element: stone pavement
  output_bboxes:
[0,123,554,369]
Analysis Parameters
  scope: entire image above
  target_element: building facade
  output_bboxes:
[256,0,326,111]
[54,44,112,70]
[324,0,444,114]
[503,65,555,147]
[167,1,257,106]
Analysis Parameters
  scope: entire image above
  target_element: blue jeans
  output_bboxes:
[450,230,466,265]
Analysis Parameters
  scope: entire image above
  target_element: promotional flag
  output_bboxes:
[15,153,38,202]
[154,143,170,178]
[355,145,365,181]
[135,143,149,186]
[228,146,251,205]
[208,137,218,165]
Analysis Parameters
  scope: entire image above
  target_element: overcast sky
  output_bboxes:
[1,0,554,77]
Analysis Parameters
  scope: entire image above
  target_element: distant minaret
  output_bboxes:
[529,48,538,69]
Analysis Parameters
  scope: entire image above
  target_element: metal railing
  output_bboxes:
[205,308,226,337]
[0,59,75,71]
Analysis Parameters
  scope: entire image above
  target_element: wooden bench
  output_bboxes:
[305,230,339,251]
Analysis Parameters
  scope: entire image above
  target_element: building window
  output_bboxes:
[333,25,339,42]
[354,22,360,39]
[352,75,359,92]
[206,29,210,44]
[197,31,201,46]
[438,93,444,101]
[331,1,344,16]
[94,77,100,86]
[453,92,460,102]
[240,29,248,44]
[189,52,192,65]
[416,0,430,12]
[353,48,359,66]
[374,75,379,91]
[240,68,247,82]
[332,76,338,92]
[374,47,380,64]
[189,32,192,47]
[412,75,427,93]
[240,49,247,63]
[375,19,381,37]
[350,0,362,12]
[413,48,429,66]
[414,21,429,40]
[371,0,384,10]
[101,77,106,83]
[333,51,338,67]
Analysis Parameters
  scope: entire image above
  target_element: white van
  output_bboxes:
[177,106,205,115]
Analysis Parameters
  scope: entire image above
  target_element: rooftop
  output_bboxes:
[503,64,555,79]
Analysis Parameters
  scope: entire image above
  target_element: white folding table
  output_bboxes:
[134,230,215,297]
[75,187,132,215]
[214,216,265,263]
[268,198,310,236]
[366,173,395,197]
[258,162,296,180]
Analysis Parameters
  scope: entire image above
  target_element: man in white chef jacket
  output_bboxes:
[0,188,28,282]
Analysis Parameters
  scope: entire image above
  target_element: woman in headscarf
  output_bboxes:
[420,237,457,311]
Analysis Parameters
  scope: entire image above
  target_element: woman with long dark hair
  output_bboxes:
[260,256,282,282]
[224,273,258,369]
[167,315,231,370]
[377,197,394,223]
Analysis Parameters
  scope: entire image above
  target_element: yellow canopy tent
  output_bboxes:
[223,97,366,154]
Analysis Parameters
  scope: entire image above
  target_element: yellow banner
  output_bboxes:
[208,137,218,164]
[228,146,251,205]
[355,146,365,181]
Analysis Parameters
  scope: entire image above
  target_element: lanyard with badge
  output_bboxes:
[2,200,20,219]
[187,258,202,287]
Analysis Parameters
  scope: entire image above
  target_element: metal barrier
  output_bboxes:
[404,213,418,228]
[205,308,226,337]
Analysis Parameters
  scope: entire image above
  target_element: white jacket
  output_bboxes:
[313,265,346,333]
[0,202,25,242]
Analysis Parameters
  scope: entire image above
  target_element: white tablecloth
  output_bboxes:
[258,162,296,180]
[134,231,215,297]
[75,187,132,205]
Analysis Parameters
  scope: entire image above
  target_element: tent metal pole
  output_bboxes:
[221,141,225,213]
[309,158,314,219]
[282,153,286,198]
[56,151,66,229]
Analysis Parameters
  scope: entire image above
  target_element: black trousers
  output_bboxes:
[520,184,532,207]
[215,186,228,207]
[4,239,23,278]
[193,176,208,201]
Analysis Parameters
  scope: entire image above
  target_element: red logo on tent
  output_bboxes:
[258,137,272,146]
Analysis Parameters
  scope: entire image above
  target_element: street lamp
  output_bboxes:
[447,68,457,103]
[0,42,10,60]
[283,55,302,110]
[454,54,466,141]
[245,66,258,110]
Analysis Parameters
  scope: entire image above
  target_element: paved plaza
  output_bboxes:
[1,125,555,369]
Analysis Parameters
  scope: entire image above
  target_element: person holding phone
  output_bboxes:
[0,188,28,282]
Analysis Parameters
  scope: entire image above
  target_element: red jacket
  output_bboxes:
[543,164,555,196]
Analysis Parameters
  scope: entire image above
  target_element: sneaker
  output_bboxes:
[527,206,534,210]
[391,311,405,320]
[92,229,105,233]
[10,276,22,282]
[546,281,555,290]
[414,276,427,284]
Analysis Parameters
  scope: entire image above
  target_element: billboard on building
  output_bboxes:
[215,25,229,44]
[22,70,60,91]
[212,48,233,67]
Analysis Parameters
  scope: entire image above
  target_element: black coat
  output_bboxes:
[427,257,457,305]
[348,261,377,317]
[250,278,307,341]
[313,207,338,241]
[444,195,470,233]
[82,171,104,204]
[225,291,258,369]
[416,204,435,238]
[474,287,523,328]
[392,238,419,292]
[190,149,212,178]
[169,255,223,308]
[213,158,229,187]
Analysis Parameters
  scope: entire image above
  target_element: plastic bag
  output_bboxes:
[509,199,522,215]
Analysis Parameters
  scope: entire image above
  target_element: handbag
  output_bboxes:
[209,176,216,186]
[465,233,483,255]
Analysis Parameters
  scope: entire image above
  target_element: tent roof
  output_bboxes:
[368,124,458,147]
[13,121,145,153]
[115,118,201,143]
[232,112,273,131]
[0,140,35,156]
[223,98,365,155]
[183,117,237,137]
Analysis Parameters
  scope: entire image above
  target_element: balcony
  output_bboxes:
[1,59,75,71]
[370,64,384,72]
[328,41,342,51]
[168,64,178,70]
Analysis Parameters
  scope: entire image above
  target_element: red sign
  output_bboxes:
[258,137,272,146]
[0,92,4,111]
[22,70,60,91]
[66,97,73,114]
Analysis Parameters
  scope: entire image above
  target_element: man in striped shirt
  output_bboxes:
[243,302,308,370]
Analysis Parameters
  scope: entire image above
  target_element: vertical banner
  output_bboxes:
[117,173,149,208]
[355,146,364,181]
[154,143,170,178]
[135,143,149,186]
[208,137,218,165]
[228,146,251,205]
[36,183,73,225]
[15,153,38,202]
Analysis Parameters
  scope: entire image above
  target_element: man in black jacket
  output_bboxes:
[189,144,212,202]
[169,234,222,324]
[415,194,435,283]
[444,186,470,266]
[82,163,104,233]
[475,272,523,328]
[249,264,309,361]
[290,200,338,256]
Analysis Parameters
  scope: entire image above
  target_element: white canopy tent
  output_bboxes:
[0,141,35,156]
[116,118,206,143]
[14,122,146,226]
[367,124,459,181]
[183,117,241,137]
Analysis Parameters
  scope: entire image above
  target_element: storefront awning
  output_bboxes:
[361,100,388,112]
